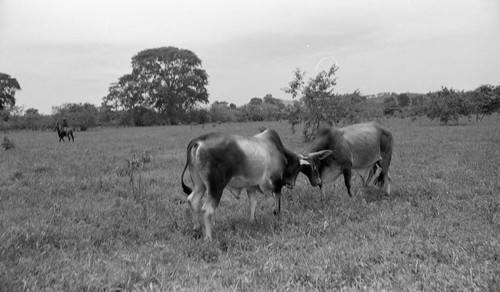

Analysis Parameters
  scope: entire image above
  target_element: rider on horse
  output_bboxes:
[61,117,69,131]
[55,117,74,142]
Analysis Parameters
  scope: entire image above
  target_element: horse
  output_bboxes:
[54,123,75,142]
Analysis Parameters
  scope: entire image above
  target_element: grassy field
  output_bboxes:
[1,117,499,291]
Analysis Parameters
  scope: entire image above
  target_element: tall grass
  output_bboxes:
[1,117,499,291]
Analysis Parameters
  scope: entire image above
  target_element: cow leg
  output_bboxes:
[374,163,383,184]
[385,174,391,195]
[228,186,242,199]
[358,168,371,188]
[343,169,353,197]
[273,192,281,216]
[363,164,376,187]
[379,162,391,196]
[376,171,391,195]
[202,187,223,241]
[247,188,258,223]
[186,184,206,238]
[374,164,391,195]
[320,184,327,201]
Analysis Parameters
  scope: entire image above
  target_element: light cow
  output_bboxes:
[180,129,329,240]
[300,121,393,197]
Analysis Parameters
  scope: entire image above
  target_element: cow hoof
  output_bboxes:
[192,228,203,239]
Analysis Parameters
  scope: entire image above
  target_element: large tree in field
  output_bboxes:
[103,46,209,124]
[0,73,21,111]
[134,47,209,123]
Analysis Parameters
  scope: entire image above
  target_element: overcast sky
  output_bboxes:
[1,0,499,114]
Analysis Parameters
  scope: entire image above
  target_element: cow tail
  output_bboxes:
[181,140,198,195]
[181,163,192,195]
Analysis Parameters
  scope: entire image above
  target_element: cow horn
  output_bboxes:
[299,156,310,165]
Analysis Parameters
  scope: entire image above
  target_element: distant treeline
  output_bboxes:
[1,84,499,132]
[2,47,498,133]
[381,84,500,124]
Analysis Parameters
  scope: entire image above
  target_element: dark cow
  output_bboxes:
[54,122,74,142]
[180,129,328,240]
[300,121,393,198]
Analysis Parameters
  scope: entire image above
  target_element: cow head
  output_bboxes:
[282,154,302,189]
[299,150,332,187]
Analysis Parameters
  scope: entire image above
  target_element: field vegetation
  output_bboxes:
[1,116,500,291]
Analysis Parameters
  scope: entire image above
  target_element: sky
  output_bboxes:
[1,0,499,114]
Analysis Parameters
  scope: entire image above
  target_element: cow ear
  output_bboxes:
[309,150,332,160]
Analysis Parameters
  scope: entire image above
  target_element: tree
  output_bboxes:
[53,103,99,130]
[334,90,368,124]
[283,65,340,141]
[210,101,231,123]
[262,94,285,120]
[23,108,42,130]
[25,108,39,116]
[383,96,400,116]
[187,107,211,124]
[396,93,410,108]
[496,85,500,113]
[249,97,263,106]
[128,106,160,127]
[285,101,303,134]
[132,47,209,124]
[241,103,264,122]
[103,74,145,111]
[469,84,500,121]
[426,87,462,125]
[409,94,428,118]
[262,94,278,106]
[0,73,21,111]
[103,46,209,125]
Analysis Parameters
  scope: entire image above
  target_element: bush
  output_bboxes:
[1,135,15,150]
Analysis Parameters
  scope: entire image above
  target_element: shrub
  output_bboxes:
[1,135,15,150]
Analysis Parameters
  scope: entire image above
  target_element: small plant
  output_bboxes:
[2,135,15,150]
[125,151,152,227]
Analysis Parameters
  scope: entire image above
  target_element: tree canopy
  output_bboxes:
[0,73,21,111]
[103,46,209,124]
[283,65,340,141]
